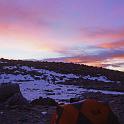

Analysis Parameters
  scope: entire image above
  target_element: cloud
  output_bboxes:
[0,0,59,29]
[98,40,124,49]
[101,63,124,68]
[79,28,124,43]
[0,0,124,71]
[45,48,124,71]
[89,29,124,39]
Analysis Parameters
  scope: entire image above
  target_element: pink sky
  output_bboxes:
[0,0,124,71]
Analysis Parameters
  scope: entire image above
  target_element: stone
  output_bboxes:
[0,83,29,106]
[31,97,58,106]
[0,83,20,103]
[5,92,29,106]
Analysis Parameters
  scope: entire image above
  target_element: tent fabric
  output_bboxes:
[51,99,120,124]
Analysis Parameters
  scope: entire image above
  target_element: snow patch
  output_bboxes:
[83,75,113,82]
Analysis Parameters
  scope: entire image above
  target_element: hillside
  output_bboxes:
[0,58,124,102]
[0,58,124,124]
[1,58,124,82]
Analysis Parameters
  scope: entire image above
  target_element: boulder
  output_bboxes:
[0,83,20,102]
[5,92,29,106]
[70,97,80,103]
[31,97,58,106]
[0,83,29,105]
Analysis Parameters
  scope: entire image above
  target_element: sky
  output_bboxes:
[0,0,124,71]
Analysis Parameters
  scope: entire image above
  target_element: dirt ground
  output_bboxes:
[0,92,124,124]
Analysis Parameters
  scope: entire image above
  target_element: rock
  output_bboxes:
[31,97,58,106]
[0,83,29,106]
[5,92,29,106]
[70,97,80,103]
[0,83,20,103]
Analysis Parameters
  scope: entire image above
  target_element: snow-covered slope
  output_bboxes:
[1,65,113,83]
[0,65,124,102]
[19,80,124,102]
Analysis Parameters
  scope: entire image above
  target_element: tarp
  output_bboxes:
[51,99,120,124]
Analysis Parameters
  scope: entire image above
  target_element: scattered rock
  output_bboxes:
[31,97,58,106]
[70,97,80,103]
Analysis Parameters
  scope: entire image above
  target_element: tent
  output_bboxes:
[51,99,120,124]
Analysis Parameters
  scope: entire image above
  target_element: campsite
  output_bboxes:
[0,0,124,123]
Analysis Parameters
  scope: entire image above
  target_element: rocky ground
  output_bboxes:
[0,92,124,124]
[58,78,124,92]
[0,104,56,124]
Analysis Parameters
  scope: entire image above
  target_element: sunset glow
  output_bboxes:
[0,0,124,71]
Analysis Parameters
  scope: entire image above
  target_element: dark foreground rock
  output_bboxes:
[0,105,56,124]
[5,92,29,106]
[0,83,20,102]
[31,97,58,106]
[0,83,29,105]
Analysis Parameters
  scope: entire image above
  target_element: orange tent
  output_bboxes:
[51,99,120,124]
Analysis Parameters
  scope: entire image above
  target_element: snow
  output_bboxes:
[0,74,34,82]
[83,75,113,82]
[18,80,82,101]
[84,89,124,95]
[3,66,17,70]
[41,112,47,115]
[2,65,114,83]
[2,65,80,83]
[20,66,33,71]
[15,80,124,102]
[0,61,7,63]
[0,65,123,103]
[20,66,79,79]
[0,76,124,102]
